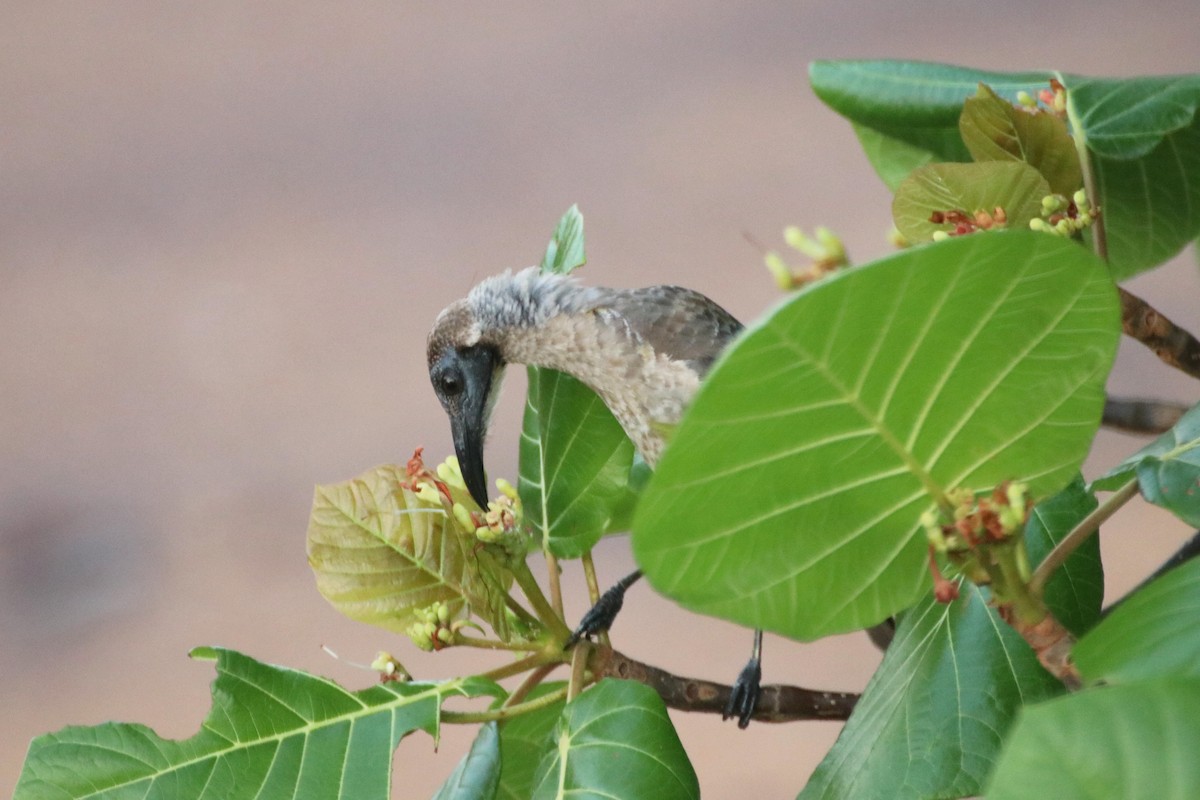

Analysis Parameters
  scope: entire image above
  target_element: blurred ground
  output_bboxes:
[3,2,1200,797]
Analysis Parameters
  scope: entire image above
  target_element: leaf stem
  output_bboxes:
[443,684,570,724]
[1061,72,1106,262]
[579,551,610,647]
[1029,477,1139,597]
[478,651,560,684]
[580,551,601,605]
[502,593,542,630]
[512,559,572,642]
[545,551,564,618]
[455,633,542,652]
[567,642,591,702]
[502,662,561,708]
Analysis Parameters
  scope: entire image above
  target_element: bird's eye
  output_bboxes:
[439,372,464,396]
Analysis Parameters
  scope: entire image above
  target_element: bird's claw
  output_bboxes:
[565,581,627,649]
[723,656,762,729]
[565,570,643,649]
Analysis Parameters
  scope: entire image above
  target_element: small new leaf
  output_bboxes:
[960,83,1083,196]
[307,463,516,641]
[893,161,1049,242]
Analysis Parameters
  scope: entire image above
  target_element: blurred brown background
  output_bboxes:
[3,3,1200,797]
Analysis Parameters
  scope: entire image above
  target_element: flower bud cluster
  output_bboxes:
[406,601,469,651]
[765,225,848,290]
[921,481,1033,604]
[370,651,411,683]
[1016,78,1067,116]
[1029,190,1098,237]
[402,447,529,556]
[929,206,1009,241]
[924,482,1030,554]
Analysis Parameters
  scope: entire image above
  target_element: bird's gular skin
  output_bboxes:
[428,344,502,507]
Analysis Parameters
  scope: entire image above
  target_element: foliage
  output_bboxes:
[17,61,1200,799]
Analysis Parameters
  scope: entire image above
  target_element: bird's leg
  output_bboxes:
[565,569,643,648]
[723,628,763,728]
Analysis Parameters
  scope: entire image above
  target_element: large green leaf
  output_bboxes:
[986,678,1200,799]
[811,60,1050,188]
[799,583,1063,800]
[811,60,1200,279]
[1085,99,1200,279]
[634,232,1119,640]
[519,206,643,557]
[529,680,698,800]
[1074,556,1200,684]
[307,464,515,640]
[1094,400,1200,526]
[14,647,504,800]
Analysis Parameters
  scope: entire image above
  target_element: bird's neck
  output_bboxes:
[498,313,697,466]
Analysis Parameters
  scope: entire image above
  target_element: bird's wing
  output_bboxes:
[601,286,743,374]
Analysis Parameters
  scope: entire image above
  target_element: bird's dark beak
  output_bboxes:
[434,346,500,509]
[451,402,491,509]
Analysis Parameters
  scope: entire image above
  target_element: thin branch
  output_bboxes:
[502,662,561,708]
[1118,288,1200,381]
[478,652,559,683]
[590,646,858,722]
[1029,477,1140,598]
[444,684,570,725]
[1103,396,1189,434]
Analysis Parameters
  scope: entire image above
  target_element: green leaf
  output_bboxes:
[1093,400,1200,525]
[519,369,642,557]
[811,60,1200,278]
[1089,118,1200,278]
[960,83,1083,195]
[1068,75,1200,160]
[892,161,1049,242]
[541,204,586,276]
[634,232,1119,640]
[811,60,1052,185]
[1074,556,1200,684]
[307,464,516,640]
[1022,475,1104,636]
[529,680,698,800]
[496,683,566,800]
[520,206,643,557]
[14,647,504,800]
[800,584,1063,800]
[433,722,501,799]
[986,678,1200,799]
[851,122,952,192]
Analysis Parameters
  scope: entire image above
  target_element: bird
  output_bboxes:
[426,265,762,726]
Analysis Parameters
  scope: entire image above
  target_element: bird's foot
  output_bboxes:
[723,655,762,729]
[565,569,643,649]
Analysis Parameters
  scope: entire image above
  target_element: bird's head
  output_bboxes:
[427,299,505,508]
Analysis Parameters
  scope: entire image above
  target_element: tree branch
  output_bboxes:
[591,645,858,722]
[1103,396,1189,434]
[1119,288,1200,381]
